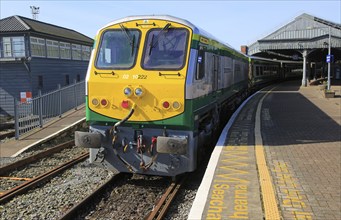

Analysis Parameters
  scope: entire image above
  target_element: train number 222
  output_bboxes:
[122,74,148,80]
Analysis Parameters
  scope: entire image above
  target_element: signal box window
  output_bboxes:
[82,45,91,61]
[60,42,71,59]
[46,40,60,58]
[72,44,82,60]
[2,36,25,58]
[142,27,189,70]
[30,37,46,57]
[96,29,141,69]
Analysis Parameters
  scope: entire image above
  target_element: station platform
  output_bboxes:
[189,80,341,220]
[0,107,85,158]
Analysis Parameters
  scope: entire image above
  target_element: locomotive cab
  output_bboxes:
[76,16,197,176]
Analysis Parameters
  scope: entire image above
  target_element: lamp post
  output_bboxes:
[327,26,331,91]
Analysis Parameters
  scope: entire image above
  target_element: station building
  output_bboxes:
[0,15,93,116]
[245,13,341,86]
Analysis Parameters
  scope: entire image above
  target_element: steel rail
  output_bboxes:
[0,122,14,130]
[0,152,89,204]
[145,176,185,220]
[0,130,15,140]
[0,140,74,175]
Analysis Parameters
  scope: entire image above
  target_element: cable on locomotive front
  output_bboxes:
[110,103,136,145]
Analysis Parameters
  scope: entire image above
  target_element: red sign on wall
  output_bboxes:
[20,92,32,103]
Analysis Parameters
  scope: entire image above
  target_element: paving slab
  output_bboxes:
[0,107,85,158]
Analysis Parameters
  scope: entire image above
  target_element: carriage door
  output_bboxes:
[213,55,219,91]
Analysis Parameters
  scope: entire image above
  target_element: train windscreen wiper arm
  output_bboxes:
[120,24,135,56]
[149,23,171,55]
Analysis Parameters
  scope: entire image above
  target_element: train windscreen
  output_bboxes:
[95,28,141,69]
[142,27,189,70]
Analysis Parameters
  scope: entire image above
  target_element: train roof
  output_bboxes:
[102,15,209,36]
[101,15,243,54]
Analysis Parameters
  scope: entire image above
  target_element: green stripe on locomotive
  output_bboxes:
[191,34,248,61]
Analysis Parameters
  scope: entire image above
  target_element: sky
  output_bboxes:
[1,0,340,50]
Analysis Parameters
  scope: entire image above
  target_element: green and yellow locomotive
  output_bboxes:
[75,15,280,176]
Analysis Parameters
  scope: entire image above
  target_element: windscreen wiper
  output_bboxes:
[120,24,136,56]
[148,23,171,55]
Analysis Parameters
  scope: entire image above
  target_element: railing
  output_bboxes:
[14,80,85,139]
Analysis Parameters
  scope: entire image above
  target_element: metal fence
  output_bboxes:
[14,80,85,139]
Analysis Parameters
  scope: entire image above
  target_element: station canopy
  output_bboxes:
[247,13,341,63]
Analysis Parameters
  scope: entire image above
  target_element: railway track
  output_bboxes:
[0,121,14,140]
[145,176,186,220]
[0,130,14,140]
[0,140,74,172]
[1,119,205,219]
[0,140,87,203]
[1,138,206,219]
[59,173,126,220]
[0,152,88,204]
[58,173,186,220]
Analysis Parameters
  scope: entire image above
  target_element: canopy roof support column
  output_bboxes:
[302,50,308,87]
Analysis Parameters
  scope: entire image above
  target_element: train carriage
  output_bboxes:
[250,56,282,88]
[75,15,279,177]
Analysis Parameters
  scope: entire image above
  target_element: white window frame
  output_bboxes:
[2,37,12,57]
[12,37,25,57]
[60,42,71,59]
[72,43,81,60]
[46,39,60,58]
[30,37,46,57]
[81,45,91,61]
[2,36,25,58]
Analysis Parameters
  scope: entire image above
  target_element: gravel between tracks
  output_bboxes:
[0,146,88,192]
[0,160,114,219]
[81,174,170,220]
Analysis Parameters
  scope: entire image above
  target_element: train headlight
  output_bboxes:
[91,98,99,107]
[172,101,181,110]
[134,87,144,97]
[123,87,132,97]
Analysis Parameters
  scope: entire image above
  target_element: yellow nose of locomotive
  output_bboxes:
[87,18,191,122]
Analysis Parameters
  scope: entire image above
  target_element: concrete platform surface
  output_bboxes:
[189,80,340,220]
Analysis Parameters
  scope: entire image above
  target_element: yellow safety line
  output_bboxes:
[255,89,281,220]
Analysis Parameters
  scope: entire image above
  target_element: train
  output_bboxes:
[75,15,282,177]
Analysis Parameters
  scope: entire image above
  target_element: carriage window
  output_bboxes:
[96,29,140,69]
[256,66,260,76]
[142,27,189,70]
[196,50,205,80]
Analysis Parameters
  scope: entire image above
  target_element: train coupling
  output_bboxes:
[75,131,101,148]
[156,136,187,155]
